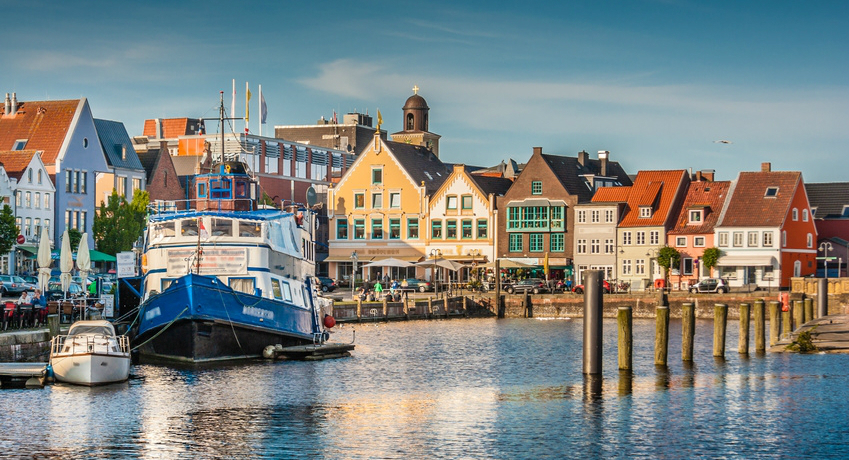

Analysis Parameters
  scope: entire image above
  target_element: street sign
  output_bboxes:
[16,234,24,244]
[816,256,837,261]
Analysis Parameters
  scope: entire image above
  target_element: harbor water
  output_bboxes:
[2,317,848,458]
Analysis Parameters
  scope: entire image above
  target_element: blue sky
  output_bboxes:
[2,0,847,182]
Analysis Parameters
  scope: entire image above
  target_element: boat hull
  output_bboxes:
[135,273,320,363]
[51,353,131,386]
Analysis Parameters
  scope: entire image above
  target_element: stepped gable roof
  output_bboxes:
[591,186,632,203]
[540,153,632,203]
[721,171,801,227]
[384,139,450,194]
[0,150,37,180]
[805,182,849,218]
[94,119,143,170]
[669,180,731,235]
[0,99,81,165]
[619,170,688,228]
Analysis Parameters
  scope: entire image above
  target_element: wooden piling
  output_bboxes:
[682,302,695,361]
[769,301,780,346]
[713,303,728,358]
[655,306,669,366]
[444,297,449,318]
[617,306,632,371]
[383,297,388,317]
[793,300,804,331]
[738,303,750,354]
[754,299,765,353]
[356,298,363,322]
[804,297,813,323]
[463,296,468,317]
[782,307,791,340]
[427,297,433,317]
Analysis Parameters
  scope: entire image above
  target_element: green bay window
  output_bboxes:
[507,205,564,231]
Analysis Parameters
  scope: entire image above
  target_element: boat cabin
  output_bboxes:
[193,161,258,211]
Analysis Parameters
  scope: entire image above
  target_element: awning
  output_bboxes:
[89,250,116,262]
[716,255,776,266]
[17,245,39,256]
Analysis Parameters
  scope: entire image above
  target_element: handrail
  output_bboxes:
[51,334,130,356]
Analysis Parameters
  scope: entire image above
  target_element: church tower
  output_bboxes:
[391,86,441,157]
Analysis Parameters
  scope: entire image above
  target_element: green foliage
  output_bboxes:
[786,327,818,353]
[0,205,18,256]
[702,247,721,276]
[259,192,276,208]
[93,189,150,256]
[656,246,681,279]
[68,228,82,250]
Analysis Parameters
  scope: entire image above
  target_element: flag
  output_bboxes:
[260,90,267,124]
[246,83,252,123]
[332,110,337,124]
[199,218,209,240]
[377,109,383,129]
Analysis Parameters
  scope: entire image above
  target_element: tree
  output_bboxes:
[0,205,18,257]
[701,247,721,278]
[67,228,82,250]
[656,246,681,287]
[93,189,150,255]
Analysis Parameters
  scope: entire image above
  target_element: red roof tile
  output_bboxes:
[0,150,37,181]
[143,118,195,138]
[669,181,731,235]
[619,170,689,228]
[720,171,801,227]
[0,99,81,166]
[591,186,631,202]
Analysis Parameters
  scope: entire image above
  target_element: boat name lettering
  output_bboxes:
[243,306,274,320]
[145,307,161,321]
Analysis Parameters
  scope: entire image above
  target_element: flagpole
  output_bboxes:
[245,81,250,134]
[259,85,263,137]
[231,79,236,123]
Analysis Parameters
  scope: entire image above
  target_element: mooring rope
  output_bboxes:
[130,306,189,352]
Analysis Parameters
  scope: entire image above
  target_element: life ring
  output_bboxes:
[654,278,666,289]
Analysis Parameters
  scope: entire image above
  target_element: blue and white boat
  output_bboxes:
[133,158,327,363]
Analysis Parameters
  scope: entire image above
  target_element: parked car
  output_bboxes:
[572,280,611,294]
[506,278,549,294]
[402,278,433,292]
[689,278,729,294]
[316,276,337,292]
[45,280,85,301]
[0,275,32,297]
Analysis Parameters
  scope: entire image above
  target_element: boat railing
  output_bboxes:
[51,334,131,356]
[148,198,257,215]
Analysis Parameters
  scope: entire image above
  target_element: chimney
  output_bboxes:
[695,170,703,181]
[701,170,715,181]
[578,150,588,166]
[10,93,17,115]
[155,118,162,139]
[761,162,771,172]
[598,150,609,176]
[533,146,542,156]
[4,93,9,115]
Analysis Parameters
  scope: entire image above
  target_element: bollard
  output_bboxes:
[713,303,728,358]
[738,303,750,354]
[582,270,603,375]
[817,278,828,317]
[655,306,669,366]
[793,300,804,331]
[682,303,695,361]
[617,306,632,371]
[804,297,813,323]
[782,307,791,340]
[524,293,532,318]
[754,299,766,353]
[769,301,780,346]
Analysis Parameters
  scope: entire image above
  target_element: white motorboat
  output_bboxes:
[50,320,131,386]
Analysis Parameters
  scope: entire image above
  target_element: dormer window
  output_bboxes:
[12,139,27,150]
[639,206,652,218]
[842,205,849,218]
[689,209,703,224]
[765,187,778,197]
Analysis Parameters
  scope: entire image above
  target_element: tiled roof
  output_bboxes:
[0,150,37,181]
[94,119,144,170]
[591,186,632,203]
[142,118,204,138]
[618,170,688,228]
[384,139,451,194]
[720,171,801,227]
[136,150,161,183]
[468,172,513,197]
[0,99,82,165]
[540,153,632,203]
[805,182,849,218]
[669,181,731,235]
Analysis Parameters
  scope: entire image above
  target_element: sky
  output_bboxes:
[1,0,847,182]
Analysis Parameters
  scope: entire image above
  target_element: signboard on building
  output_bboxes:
[101,294,114,318]
[117,252,136,278]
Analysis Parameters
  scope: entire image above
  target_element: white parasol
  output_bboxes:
[362,257,414,268]
[37,226,52,292]
[76,233,91,293]
[60,229,73,295]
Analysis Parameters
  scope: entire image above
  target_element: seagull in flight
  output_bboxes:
[713,140,732,144]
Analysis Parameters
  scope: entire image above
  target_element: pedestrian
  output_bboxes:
[374,280,383,300]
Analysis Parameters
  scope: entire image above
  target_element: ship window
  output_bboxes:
[211,219,232,237]
[229,277,255,295]
[197,182,207,198]
[181,219,198,236]
[156,222,175,238]
[235,181,247,197]
[271,279,283,299]
[239,221,261,237]
[210,179,232,199]
[279,280,292,301]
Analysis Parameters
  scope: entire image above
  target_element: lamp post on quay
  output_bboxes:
[350,251,358,299]
[819,241,833,278]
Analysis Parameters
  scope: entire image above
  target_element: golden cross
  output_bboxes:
[412,85,419,95]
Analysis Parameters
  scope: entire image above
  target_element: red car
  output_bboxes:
[572,280,610,294]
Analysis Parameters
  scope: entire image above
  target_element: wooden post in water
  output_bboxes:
[444,297,449,318]
[754,299,766,353]
[427,297,433,317]
[383,296,388,318]
[713,303,728,358]
[817,278,828,317]
[682,302,695,361]
[738,303,750,354]
[804,297,813,323]
[617,306,632,371]
[463,296,468,317]
[655,305,669,366]
[582,270,603,375]
[793,300,804,331]
[495,259,504,318]
[356,298,363,322]
[47,314,60,338]
[781,305,791,340]
[769,301,780,346]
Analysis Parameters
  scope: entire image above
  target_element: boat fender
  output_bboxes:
[322,331,330,343]
[262,345,276,359]
[323,314,336,329]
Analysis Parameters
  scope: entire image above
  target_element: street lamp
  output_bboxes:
[429,249,442,294]
[819,241,833,278]
[350,251,358,299]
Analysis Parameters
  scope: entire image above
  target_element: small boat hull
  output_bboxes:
[51,353,131,386]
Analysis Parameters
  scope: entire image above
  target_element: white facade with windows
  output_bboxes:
[573,203,619,284]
